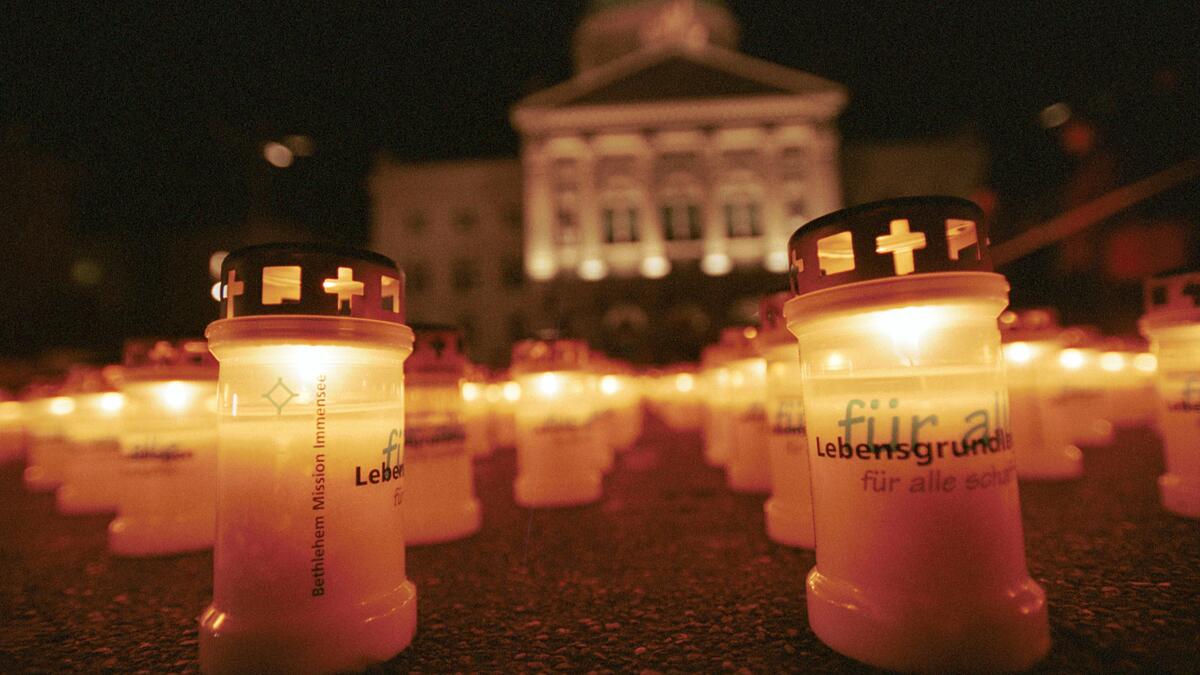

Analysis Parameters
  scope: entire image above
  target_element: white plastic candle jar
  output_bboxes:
[785,197,1049,671]
[655,367,701,431]
[22,384,74,493]
[1052,334,1115,447]
[57,366,126,515]
[700,342,733,466]
[403,325,481,545]
[1141,269,1200,518]
[594,359,642,454]
[108,340,218,556]
[999,309,1082,480]
[724,327,770,493]
[460,368,491,457]
[486,376,520,449]
[757,292,814,548]
[199,244,417,673]
[512,339,602,508]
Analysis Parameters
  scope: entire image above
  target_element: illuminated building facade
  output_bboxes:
[513,0,847,281]
[372,0,850,363]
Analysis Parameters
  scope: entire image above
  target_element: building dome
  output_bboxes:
[573,0,740,72]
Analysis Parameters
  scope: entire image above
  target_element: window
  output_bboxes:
[451,259,479,292]
[724,200,761,238]
[452,209,477,232]
[662,203,702,241]
[602,206,639,243]
[501,256,524,288]
[406,262,429,293]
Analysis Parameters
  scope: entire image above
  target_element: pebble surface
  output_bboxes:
[0,420,1197,673]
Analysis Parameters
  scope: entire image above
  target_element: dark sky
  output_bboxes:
[0,1,1197,360]
[3,2,1196,228]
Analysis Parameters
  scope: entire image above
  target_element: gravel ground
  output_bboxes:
[0,417,1197,673]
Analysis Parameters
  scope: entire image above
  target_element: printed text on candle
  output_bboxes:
[312,373,328,598]
[814,393,1012,467]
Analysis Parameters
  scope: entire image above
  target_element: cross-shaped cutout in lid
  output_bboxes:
[323,266,364,313]
[875,219,927,276]
[223,270,244,319]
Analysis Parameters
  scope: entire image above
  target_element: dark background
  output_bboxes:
[1,1,1198,369]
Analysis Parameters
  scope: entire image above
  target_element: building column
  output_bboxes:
[577,139,607,280]
[700,132,731,275]
[636,134,669,278]
[811,122,843,215]
[522,137,557,281]
[761,126,789,273]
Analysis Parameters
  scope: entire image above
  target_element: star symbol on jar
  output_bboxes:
[262,378,298,415]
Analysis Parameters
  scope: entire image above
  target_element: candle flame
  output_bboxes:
[1004,342,1035,365]
[1132,353,1157,374]
[599,375,621,396]
[461,382,481,403]
[98,392,126,415]
[49,396,75,416]
[502,381,522,403]
[1098,352,1126,372]
[674,373,695,393]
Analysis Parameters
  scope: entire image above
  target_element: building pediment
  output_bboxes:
[513,43,847,133]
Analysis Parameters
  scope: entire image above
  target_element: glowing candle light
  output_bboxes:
[1052,328,1115,447]
[756,292,813,548]
[199,244,417,672]
[107,340,218,556]
[700,342,734,466]
[511,338,602,507]
[57,366,126,515]
[593,358,643,455]
[784,197,1049,671]
[1140,269,1200,518]
[403,325,481,545]
[725,326,771,493]
[999,309,1082,479]
[460,368,491,457]
[0,393,24,464]
[22,383,74,493]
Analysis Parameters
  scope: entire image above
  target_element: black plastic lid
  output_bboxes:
[787,196,991,296]
[217,242,406,323]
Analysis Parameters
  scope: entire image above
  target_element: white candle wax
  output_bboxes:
[701,363,732,466]
[405,380,481,544]
[460,380,492,457]
[199,337,416,673]
[513,371,602,508]
[1003,341,1082,479]
[108,380,217,556]
[762,345,814,548]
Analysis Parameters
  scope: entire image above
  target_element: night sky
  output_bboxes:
[1,1,1197,362]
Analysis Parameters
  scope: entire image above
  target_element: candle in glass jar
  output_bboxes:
[57,366,126,515]
[403,325,481,545]
[1141,269,1200,518]
[107,340,218,556]
[199,243,417,673]
[511,339,602,508]
[785,197,1049,671]
[999,309,1082,480]
[757,292,813,548]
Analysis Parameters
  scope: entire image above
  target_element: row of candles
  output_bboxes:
[3,198,1198,672]
[0,309,1162,547]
